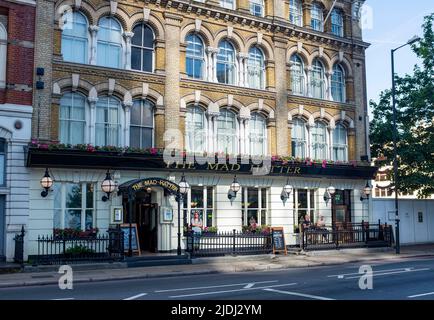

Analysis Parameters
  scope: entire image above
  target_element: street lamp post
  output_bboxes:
[391,35,421,254]
[177,173,190,256]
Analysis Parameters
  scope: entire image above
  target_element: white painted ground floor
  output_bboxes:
[20,168,371,260]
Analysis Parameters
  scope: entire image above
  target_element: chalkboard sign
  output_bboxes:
[121,223,141,255]
[272,227,287,255]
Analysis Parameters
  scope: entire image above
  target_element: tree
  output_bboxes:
[370,14,434,198]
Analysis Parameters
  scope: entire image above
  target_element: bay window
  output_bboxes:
[185,105,206,153]
[61,11,88,64]
[59,92,87,145]
[53,182,95,230]
[242,187,268,226]
[97,17,122,68]
[95,96,121,146]
[130,99,154,149]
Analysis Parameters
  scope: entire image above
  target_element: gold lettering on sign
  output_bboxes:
[208,163,219,171]
[231,164,240,171]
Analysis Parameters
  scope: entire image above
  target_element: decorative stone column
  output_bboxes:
[326,70,333,101]
[123,31,134,70]
[123,101,133,147]
[305,66,312,97]
[328,125,335,160]
[164,13,183,149]
[273,36,289,156]
[302,1,312,29]
[88,97,98,145]
[89,25,99,65]
[206,111,219,153]
[348,128,356,161]
[237,53,248,87]
[238,115,250,154]
[206,47,218,82]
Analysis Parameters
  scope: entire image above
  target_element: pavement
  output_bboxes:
[0,244,433,289]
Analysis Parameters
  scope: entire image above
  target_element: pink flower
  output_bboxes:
[322,160,327,168]
[150,148,157,155]
[40,144,49,150]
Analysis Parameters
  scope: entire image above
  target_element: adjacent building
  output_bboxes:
[0,0,35,261]
[22,0,375,259]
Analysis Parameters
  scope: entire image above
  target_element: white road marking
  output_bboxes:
[328,267,414,278]
[244,283,255,289]
[343,268,430,280]
[51,298,75,300]
[169,283,297,298]
[156,280,278,293]
[408,292,434,299]
[263,288,335,301]
[123,293,148,300]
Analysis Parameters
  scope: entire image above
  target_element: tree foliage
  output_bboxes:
[370,14,434,198]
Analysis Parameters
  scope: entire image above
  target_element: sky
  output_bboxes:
[363,0,434,109]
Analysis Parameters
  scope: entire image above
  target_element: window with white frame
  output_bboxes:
[61,11,88,64]
[250,0,264,17]
[185,105,207,153]
[183,186,214,228]
[331,64,346,102]
[311,3,324,31]
[247,46,265,89]
[131,23,154,72]
[289,0,303,26]
[333,124,348,161]
[97,17,122,68]
[0,139,5,186]
[130,99,154,149]
[290,54,305,95]
[217,109,238,155]
[53,182,95,230]
[293,189,316,233]
[0,22,7,88]
[242,187,268,226]
[331,9,344,37]
[217,40,236,85]
[59,92,87,145]
[249,112,267,156]
[291,118,307,158]
[220,0,235,10]
[95,96,121,146]
[310,59,325,99]
[186,33,205,79]
[311,121,328,160]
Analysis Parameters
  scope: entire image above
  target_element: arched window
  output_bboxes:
[249,113,267,156]
[331,9,344,37]
[247,46,265,89]
[220,0,235,10]
[289,0,303,26]
[97,17,122,68]
[311,3,324,32]
[185,105,206,153]
[217,40,236,85]
[61,11,88,64]
[291,118,306,158]
[95,96,121,146]
[311,121,327,160]
[217,109,238,154]
[310,59,325,99]
[59,92,86,145]
[331,64,346,102]
[130,99,154,149]
[186,34,205,79]
[250,0,264,17]
[333,124,347,161]
[0,22,6,88]
[290,54,305,95]
[131,23,154,72]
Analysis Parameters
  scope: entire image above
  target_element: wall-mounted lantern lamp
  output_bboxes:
[324,183,336,206]
[228,175,241,201]
[40,168,53,197]
[178,173,190,196]
[281,179,293,204]
[360,181,372,202]
[101,170,116,202]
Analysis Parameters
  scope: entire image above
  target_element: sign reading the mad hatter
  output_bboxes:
[131,178,179,194]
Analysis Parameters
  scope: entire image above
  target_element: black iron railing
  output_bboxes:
[14,226,25,265]
[32,228,124,265]
[302,221,393,251]
[186,230,272,257]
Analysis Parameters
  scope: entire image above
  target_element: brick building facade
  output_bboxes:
[22,0,376,259]
[0,0,35,261]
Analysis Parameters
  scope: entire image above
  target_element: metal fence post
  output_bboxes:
[13,226,25,266]
[232,229,236,255]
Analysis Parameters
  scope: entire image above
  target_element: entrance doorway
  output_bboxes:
[123,191,158,253]
[332,190,352,227]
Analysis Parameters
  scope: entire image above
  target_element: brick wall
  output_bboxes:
[0,0,35,106]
